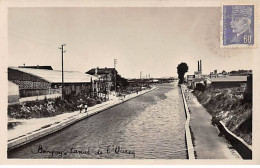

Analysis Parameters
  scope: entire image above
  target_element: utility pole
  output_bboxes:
[59,44,66,99]
[106,74,109,100]
[140,71,142,79]
[114,59,117,94]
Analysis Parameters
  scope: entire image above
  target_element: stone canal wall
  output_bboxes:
[180,85,195,159]
[8,87,158,151]
[217,121,252,159]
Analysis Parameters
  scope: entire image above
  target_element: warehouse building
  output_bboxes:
[8,67,98,98]
[210,76,247,88]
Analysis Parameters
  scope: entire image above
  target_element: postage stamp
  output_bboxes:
[222,5,256,47]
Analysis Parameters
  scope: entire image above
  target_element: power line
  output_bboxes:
[9,32,58,49]
[9,27,59,46]
[9,28,90,58]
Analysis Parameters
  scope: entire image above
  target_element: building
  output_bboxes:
[128,78,150,86]
[8,67,98,98]
[86,67,117,91]
[194,60,203,78]
[210,76,247,88]
[18,65,53,70]
[187,60,212,89]
[189,78,205,89]
[187,75,195,82]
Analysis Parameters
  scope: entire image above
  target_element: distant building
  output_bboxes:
[187,75,195,82]
[190,78,211,90]
[86,67,117,91]
[210,76,247,88]
[194,71,202,78]
[18,65,53,70]
[187,60,211,89]
[194,60,202,78]
[8,67,97,98]
[229,70,252,76]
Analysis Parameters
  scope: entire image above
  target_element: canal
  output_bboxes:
[8,82,187,159]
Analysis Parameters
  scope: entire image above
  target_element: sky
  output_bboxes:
[8,7,253,78]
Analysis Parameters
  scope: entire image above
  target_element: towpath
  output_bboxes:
[183,86,241,159]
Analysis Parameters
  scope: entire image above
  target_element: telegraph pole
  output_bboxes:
[114,59,117,94]
[59,44,66,99]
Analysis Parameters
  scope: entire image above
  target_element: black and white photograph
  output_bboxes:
[0,0,259,165]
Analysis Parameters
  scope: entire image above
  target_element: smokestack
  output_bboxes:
[198,61,200,71]
[200,60,202,72]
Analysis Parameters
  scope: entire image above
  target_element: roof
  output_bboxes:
[18,66,53,70]
[194,78,205,83]
[86,67,117,75]
[210,76,247,82]
[9,67,98,83]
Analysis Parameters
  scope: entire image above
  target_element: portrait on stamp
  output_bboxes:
[223,5,254,46]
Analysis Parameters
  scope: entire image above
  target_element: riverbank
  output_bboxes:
[183,85,241,159]
[191,85,252,159]
[8,86,158,151]
[192,86,252,145]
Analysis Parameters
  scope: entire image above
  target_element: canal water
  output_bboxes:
[8,82,187,159]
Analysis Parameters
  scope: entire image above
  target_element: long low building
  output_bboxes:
[8,67,98,98]
[210,76,247,88]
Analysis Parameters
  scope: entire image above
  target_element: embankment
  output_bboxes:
[192,86,252,158]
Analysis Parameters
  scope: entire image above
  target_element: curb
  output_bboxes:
[180,85,195,159]
[8,87,158,151]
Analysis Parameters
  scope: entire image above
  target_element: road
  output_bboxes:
[8,82,187,159]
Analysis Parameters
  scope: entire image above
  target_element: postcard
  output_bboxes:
[0,0,259,165]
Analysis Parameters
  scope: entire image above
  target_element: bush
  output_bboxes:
[96,99,102,104]
[195,83,206,91]
[86,98,97,106]
[8,94,107,119]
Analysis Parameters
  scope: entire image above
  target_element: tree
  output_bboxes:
[116,74,129,88]
[177,62,189,84]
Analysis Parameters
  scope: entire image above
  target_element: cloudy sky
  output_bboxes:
[8,7,253,78]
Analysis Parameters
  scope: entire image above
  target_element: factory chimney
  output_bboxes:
[198,61,200,71]
[200,60,202,72]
